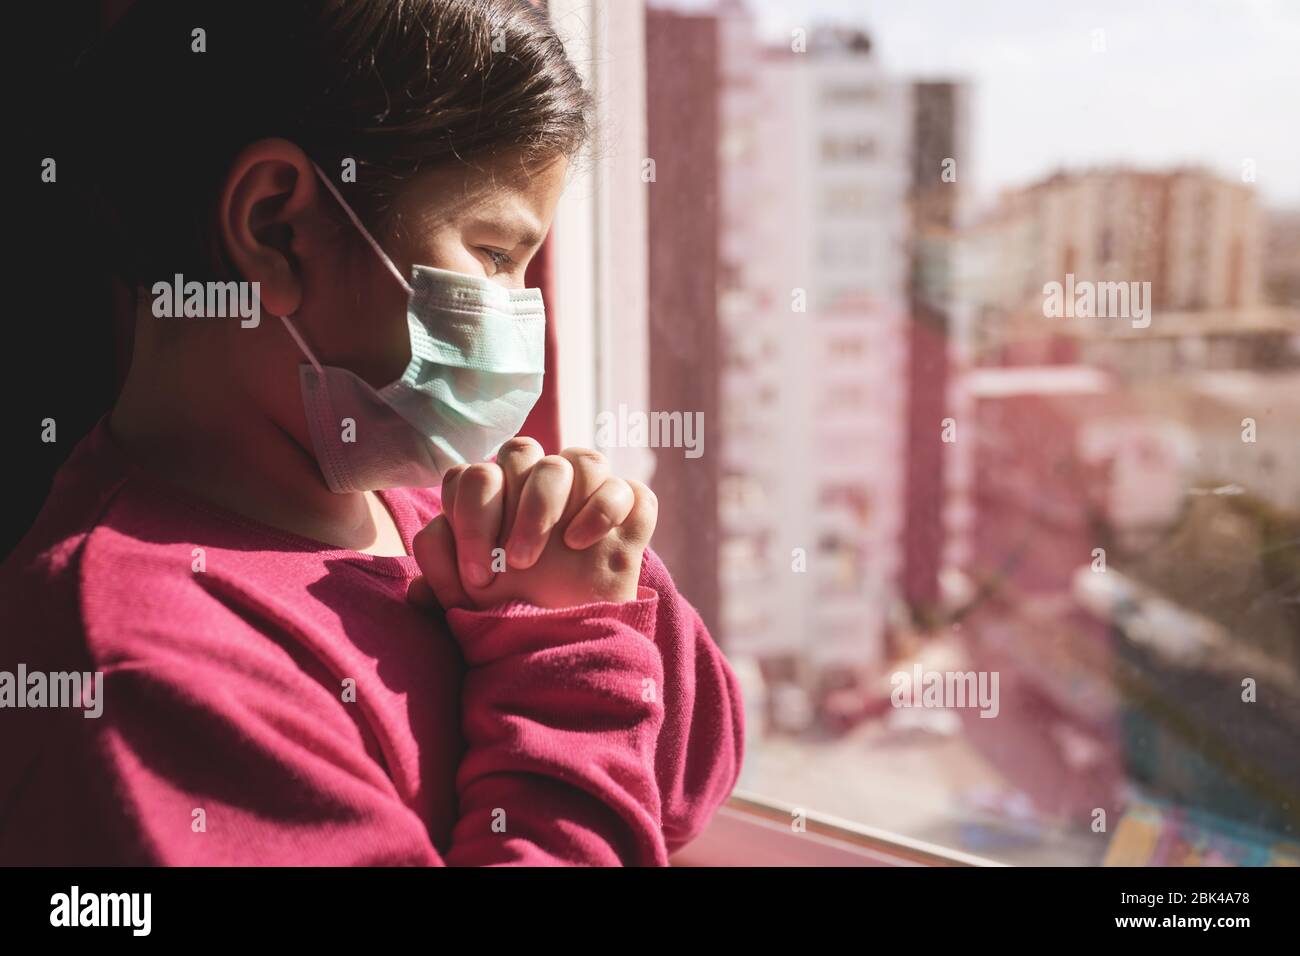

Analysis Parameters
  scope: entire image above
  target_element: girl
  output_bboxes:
[0,0,743,866]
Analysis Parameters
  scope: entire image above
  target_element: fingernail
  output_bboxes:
[463,562,492,588]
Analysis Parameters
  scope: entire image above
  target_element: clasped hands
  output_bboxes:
[409,437,657,611]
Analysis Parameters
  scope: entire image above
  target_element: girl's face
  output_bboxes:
[212,141,568,459]
[308,150,569,389]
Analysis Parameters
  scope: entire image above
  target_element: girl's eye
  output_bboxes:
[483,248,515,271]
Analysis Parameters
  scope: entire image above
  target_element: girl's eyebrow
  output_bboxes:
[471,212,544,250]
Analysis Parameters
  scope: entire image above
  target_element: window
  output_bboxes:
[819,383,871,409]
[821,133,877,162]
[826,335,867,359]
[821,84,880,107]
[817,232,872,268]
[561,0,1300,867]
[820,184,873,215]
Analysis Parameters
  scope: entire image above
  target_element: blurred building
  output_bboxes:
[949,166,1299,579]
[962,168,1269,366]
[902,81,971,621]
[1262,209,1300,307]
[961,364,1300,830]
[1074,307,1300,380]
[1094,370,1300,517]
[955,169,1300,819]
[960,365,1126,822]
[715,15,915,706]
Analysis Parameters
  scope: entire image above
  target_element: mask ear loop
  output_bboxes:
[279,160,416,372]
[308,160,415,297]
[279,312,324,374]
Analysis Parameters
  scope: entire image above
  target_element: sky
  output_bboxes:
[655,0,1300,209]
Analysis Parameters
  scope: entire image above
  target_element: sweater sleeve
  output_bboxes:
[440,547,745,865]
[637,548,746,852]
[442,587,669,865]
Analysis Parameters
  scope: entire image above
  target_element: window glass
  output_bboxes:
[643,0,1300,865]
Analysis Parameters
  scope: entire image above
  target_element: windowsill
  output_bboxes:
[669,791,1005,867]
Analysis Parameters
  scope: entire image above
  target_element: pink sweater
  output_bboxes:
[0,419,744,865]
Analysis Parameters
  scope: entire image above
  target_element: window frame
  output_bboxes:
[547,0,653,483]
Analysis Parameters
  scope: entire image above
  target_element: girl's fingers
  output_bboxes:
[451,463,505,589]
[438,464,468,521]
[495,437,545,544]
[503,454,573,569]
[558,447,611,525]
[618,478,659,547]
[405,575,437,610]
[563,476,636,550]
[411,515,471,610]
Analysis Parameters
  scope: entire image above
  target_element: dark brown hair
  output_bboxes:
[70,0,591,284]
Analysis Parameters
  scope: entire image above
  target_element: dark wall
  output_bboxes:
[5,2,123,557]
[3,0,572,559]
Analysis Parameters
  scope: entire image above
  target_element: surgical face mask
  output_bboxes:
[278,162,546,494]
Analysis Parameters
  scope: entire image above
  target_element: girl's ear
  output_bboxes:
[217,138,324,320]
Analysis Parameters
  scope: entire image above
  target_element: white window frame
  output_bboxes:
[548,0,654,484]
[671,793,1003,867]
